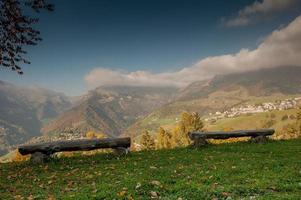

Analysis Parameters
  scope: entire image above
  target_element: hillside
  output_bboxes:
[0,81,72,155]
[1,139,300,199]
[176,66,301,101]
[42,86,178,138]
[125,66,301,139]
[207,109,298,132]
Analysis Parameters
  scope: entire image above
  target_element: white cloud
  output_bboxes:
[85,15,301,89]
[223,0,298,27]
[85,68,184,88]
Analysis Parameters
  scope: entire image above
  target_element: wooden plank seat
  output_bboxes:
[18,137,131,163]
[188,129,275,147]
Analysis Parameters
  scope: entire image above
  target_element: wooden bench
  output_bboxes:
[18,137,131,163]
[188,129,275,147]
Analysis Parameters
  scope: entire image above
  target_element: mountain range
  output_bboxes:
[41,86,177,138]
[0,81,72,155]
[1,66,301,155]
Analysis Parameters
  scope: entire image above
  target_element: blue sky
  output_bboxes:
[1,0,301,96]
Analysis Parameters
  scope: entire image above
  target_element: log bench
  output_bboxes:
[188,129,275,147]
[18,137,131,163]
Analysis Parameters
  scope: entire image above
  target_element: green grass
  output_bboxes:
[1,139,301,199]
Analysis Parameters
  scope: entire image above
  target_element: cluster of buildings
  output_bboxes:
[204,97,300,122]
[29,129,85,144]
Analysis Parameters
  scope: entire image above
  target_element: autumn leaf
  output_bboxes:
[14,195,24,200]
[27,194,34,200]
[47,195,56,200]
[117,190,127,197]
[222,192,230,197]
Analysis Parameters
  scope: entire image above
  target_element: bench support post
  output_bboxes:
[193,137,207,147]
[250,135,269,143]
[113,147,130,155]
[30,152,50,164]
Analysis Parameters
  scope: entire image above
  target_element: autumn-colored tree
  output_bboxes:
[11,150,30,162]
[140,130,155,150]
[297,107,301,120]
[261,119,276,128]
[223,127,234,132]
[173,112,204,146]
[296,107,301,136]
[180,112,204,132]
[95,132,106,139]
[279,123,299,139]
[276,107,301,139]
[130,140,138,151]
[83,130,107,155]
[270,113,276,119]
[156,127,166,149]
[156,127,172,149]
[281,115,289,121]
[172,125,184,147]
[191,112,204,131]
[85,131,106,139]
[86,131,95,139]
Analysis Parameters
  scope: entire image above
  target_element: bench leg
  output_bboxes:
[113,147,129,156]
[30,152,50,164]
[250,135,268,143]
[193,137,207,147]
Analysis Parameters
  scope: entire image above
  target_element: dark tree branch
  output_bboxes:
[0,0,54,74]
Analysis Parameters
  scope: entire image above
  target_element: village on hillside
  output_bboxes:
[204,97,301,122]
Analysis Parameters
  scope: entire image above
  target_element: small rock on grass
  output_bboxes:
[150,191,159,199]
[150,180,161,187]
[135,182,141,190]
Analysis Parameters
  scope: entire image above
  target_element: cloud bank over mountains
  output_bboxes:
[85,15,301,89]
[222,0,298,27]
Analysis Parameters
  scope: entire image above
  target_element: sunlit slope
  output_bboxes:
[42,86,177,138]
[125,66,301,139]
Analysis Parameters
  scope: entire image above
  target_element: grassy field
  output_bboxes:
[1,139,301,200]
